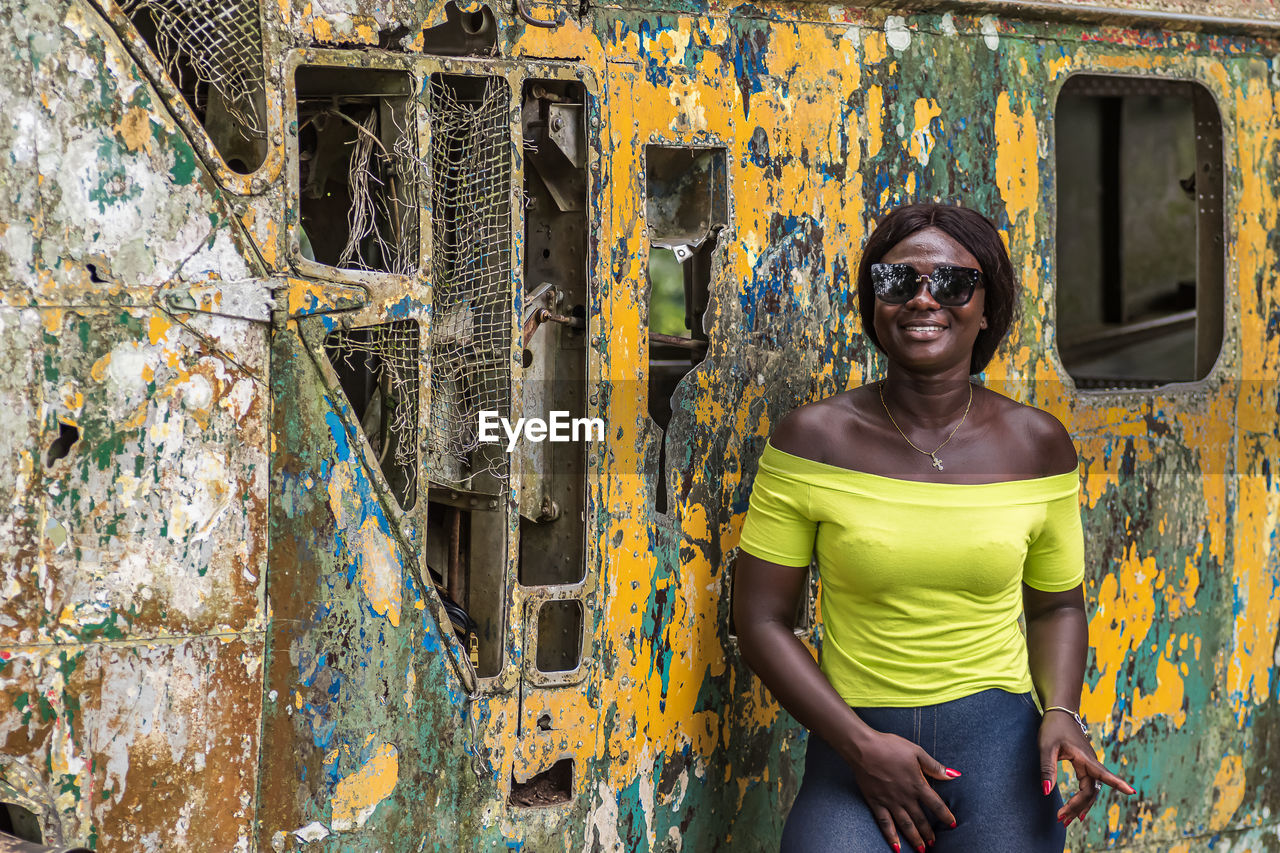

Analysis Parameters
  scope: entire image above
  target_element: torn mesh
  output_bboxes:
[425,75,513,491]
[324,322,420,508]
[120,0,265,134]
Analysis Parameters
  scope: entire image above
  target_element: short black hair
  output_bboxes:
[856,203,1018,375]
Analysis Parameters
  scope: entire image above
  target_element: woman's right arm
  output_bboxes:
[734,553,957,852]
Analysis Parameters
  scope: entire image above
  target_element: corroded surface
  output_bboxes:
[1,0,1279,851]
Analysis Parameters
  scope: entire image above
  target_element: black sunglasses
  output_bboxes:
[870,263,982,307]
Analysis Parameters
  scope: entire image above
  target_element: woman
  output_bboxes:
[734,203,1133,853]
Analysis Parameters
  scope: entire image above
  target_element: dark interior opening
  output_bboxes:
[645,147,726,512]
[509,757,574,808]
[535,599,583,673]
[296,67,418,274]
[124,1,266,173]
[1055,75,1223,388]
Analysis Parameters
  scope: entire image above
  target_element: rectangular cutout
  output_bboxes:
[518,79,590,587]
[296,66,418,274]
[1055,76,1223,388]
[425,496,506,678]
[425,73,513,492]
[535,599,582,673]
[645,146,726,513]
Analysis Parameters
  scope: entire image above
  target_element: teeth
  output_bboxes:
[906,325,943,331]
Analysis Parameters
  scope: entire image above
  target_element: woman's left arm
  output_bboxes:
[1023,584,1135,827]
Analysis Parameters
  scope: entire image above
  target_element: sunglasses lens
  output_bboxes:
[930,267,979,305]
[870,264,916,304]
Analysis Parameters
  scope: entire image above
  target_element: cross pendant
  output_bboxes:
[930,454,944,471]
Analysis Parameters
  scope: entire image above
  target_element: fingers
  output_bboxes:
[918,753,963,783]
[872,807,901,852]
[1056,774,1099,826]
[1087,762,1135,795]
[1039,742,1061,796]
[1062,744,1137,795]
[919,786,958,831]
[894,806,931,852]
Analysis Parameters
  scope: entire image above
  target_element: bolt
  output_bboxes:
[551,116,564,132]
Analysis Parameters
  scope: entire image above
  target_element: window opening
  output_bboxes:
[425,73,513,494]
[421,2,498,55]
[1055,76,1223,388]
[425,497,504,676]
[0,802,43,844]
[535,600,583,673]
[510,758,573,807]
[518,80,589,587]
[645,147,726,513]
[296,67,418,275]
[117,0,267,173]
[323,321,419,509]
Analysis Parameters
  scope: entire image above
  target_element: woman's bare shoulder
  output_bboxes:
[768,386,880,461]
[769,389,875,462]
[983,390,1078,476]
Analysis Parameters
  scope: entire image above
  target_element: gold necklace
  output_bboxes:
[878,381,973,471]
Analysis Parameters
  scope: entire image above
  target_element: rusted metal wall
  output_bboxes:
[1,1,1278,851]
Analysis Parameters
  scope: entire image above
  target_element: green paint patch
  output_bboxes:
[168,138,199,185]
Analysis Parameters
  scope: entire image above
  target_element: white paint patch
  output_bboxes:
[885,16,912,51]
[179,229,253,281]
[980,15,1000,50]
[940,12,957,36]
[1,221,34,271]
[293,822,331,843]
[587,780,625,852]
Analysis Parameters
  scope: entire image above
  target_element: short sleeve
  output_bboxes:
[1023,490,1085,592]
[738,450,817,568]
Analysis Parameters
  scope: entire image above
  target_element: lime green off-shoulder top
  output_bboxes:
[738,442,1085,707]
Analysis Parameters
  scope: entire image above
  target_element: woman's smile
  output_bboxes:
[899,318,950,340]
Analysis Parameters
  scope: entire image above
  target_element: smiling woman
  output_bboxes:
[733,204,1135,853]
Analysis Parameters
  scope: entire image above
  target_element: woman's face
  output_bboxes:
[872,226,988,376]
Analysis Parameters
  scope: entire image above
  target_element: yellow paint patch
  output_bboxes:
[330,742,398,831]
[119,107,151,153]
[89,352,112,382]
[148,314,173,346]
[1208,754,1245,830]
[865,85,883,159]
[908,98,942,166]
[993,91,1040,236]
[863,30,886,65]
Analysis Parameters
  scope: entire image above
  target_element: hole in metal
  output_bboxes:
[45,422,80,467]
[509,758,573,808]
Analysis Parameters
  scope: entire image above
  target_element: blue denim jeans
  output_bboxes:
[780,689,1066,852]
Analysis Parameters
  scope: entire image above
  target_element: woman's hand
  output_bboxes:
[1038,709,1134,827]
[848,730,960,852]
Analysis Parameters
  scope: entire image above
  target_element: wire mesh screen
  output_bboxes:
[120,0,265,134]
[323,322,420,509]
[425,74,513,491]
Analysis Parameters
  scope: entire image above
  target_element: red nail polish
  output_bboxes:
[917,846,925,853]
[892,844,900,853]
[1042,780,1052,796]
[945,768,962,778]
[949,822,957,829]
